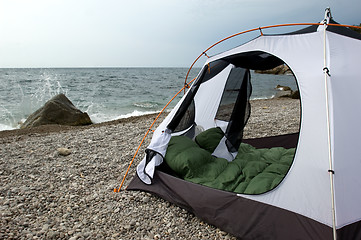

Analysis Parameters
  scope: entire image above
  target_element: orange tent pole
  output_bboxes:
[115,77,196,192]
[184,22,361,85]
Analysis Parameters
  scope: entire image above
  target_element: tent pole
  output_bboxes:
[114,77,197,192]
[183,22,361,87]
[322,16,337,240]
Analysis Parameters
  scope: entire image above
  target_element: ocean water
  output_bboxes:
[0,68,297,131]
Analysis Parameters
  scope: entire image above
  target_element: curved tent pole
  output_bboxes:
[115,77,196,192]
[184,23,361,86]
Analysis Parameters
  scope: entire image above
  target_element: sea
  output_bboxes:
[0,68,297,131]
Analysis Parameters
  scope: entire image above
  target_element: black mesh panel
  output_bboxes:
[202,60,229,83]
[215,67,252,152]
[223,51,284,70]
[167,67,206,132]
[167,61,229,132]
[216,68,246,121]
[173,100,195,133]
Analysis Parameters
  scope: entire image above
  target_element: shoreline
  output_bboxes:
[0,98,299,140]
[0,95,288,135]
[0,113,163,141]
[0,98,300,239]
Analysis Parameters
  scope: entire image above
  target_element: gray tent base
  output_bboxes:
[128,171,361,240]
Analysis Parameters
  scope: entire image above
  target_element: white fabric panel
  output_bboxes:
[212,136,237,162]
[210,31,335,227]
[137,155,161,184]
[328,32,361,227]
[193,65,233,130]
[214,119,228,132]
[147,128,172,156]
[136,129,172,184]
[136,69,201,184]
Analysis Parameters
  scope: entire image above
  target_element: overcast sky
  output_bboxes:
[0,0,360,68]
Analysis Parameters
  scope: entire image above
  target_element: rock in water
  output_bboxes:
[255,64,291,75]
[21,94,92,128]
[275,85,292,91]
[275,90,292,98]
[290,90,300,99]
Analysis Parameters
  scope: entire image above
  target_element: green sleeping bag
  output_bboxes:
[164,129,295,194]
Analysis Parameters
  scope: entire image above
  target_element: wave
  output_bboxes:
[0,68,294,132]
[89,110,162,124]
[116,110,160,119]
[251,95,275,100]
[0,123,15,131]
[132,102,159,109]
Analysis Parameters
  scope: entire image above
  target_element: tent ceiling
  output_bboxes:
[222,51,285,70]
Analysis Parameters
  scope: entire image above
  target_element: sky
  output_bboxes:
[0,0,360,68]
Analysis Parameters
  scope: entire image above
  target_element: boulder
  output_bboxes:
[290,90,300,99]
[275,85,292,91]
[21,94,92,128]
[275,90,293,98]
[274,89,300,99]
[255,64,291,75]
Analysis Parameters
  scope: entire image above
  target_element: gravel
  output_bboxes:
[0,98,300,239]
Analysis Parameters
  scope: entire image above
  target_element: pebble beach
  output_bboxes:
[0,98,300,240]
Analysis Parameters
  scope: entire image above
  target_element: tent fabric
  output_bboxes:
[136,128,171,184]
[129,10,361,239]
[128,171,334,240]
[203,27,361,229]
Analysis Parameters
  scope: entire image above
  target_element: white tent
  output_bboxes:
[129,9,361,239]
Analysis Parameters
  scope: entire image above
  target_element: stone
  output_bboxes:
[124,225,132,230]
[275,88,300,99]
[41,224,49,232]
[275,85,292,91]
[275,90,292,98]
[21,93,92,128]
[46,230,59,239]
[142,196,150,203]
[129,220,136,226]
[57,148,72,156]
[290,90,300,99]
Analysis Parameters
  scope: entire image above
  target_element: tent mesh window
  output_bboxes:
[216,67,252,151]
[202,60,229,83]
[173,100,195,133]
[168,60,229,133]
